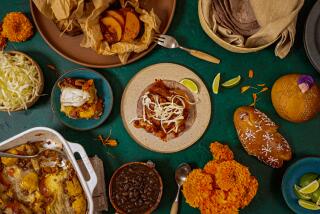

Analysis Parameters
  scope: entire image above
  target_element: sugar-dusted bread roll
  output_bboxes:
[271,74,320,123]
[234,106,292,168]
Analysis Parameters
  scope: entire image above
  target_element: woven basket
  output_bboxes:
[0,51,44,112]
[198,0,276,53]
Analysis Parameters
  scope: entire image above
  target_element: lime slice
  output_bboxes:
[294,185,311,200]
[221,75,241,88]
[299,180,319,194]
[180,79,199,94]
[300,173,318,187]
[298,199,320,210]
[212,73,220,94]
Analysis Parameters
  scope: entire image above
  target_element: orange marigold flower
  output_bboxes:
[182,142,258,214]
[182,169,213,208]
[215,160,251,191]
[2,12,33,42]
[204,160,219,176]
[210,141,234,161]
[0,22,7,50]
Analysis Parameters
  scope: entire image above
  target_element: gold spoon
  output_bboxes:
[170,163,192,214]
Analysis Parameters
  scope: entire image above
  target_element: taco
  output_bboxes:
[133,80,196,141]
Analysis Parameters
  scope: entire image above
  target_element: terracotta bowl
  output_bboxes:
[109,161,163,214]
[0,51,44,112]
[198,0,277,53]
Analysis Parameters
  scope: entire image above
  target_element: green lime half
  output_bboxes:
[294,185,311,200]
[221,75,241,88]
[180,79,199,94]
[298,199,320,210]
[311,187,320,203]
[317,197,320,206]
[212,73,220,95]
[300,173,319,187]
[299,180,320,194]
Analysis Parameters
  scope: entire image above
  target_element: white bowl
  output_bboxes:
[0,127,97,214]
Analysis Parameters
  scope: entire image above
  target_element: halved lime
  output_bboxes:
[180,79,199,94]
[298,199,320,210]
[221,75,241,88]
[212,73,220,94]
[299,180,319,194]
[294,185,311,200]
[300,173,318,187]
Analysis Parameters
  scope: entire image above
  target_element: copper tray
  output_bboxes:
[30,0,176,68]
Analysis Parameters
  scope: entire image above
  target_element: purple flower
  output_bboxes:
[298,75,314,93]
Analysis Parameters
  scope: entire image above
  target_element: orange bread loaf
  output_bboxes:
[234,106,292,168]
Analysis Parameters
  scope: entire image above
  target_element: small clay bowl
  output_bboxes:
[109,161,163,214]
[0,51,44,112]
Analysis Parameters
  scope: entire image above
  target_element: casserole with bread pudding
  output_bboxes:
[0,141,86,213]
[0,127,97,214]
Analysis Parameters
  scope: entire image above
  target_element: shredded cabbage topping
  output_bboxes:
[0,52,41,111]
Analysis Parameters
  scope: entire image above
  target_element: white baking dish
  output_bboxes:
[0,127,97,214]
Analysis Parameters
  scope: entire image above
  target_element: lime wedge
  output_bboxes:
[300,173,318,187]
[212,73,220,94]
[294,185,311,200]
[221,75,241,88]
[299,180,319,194]
[298,199,320,210]
[180,79,199,94]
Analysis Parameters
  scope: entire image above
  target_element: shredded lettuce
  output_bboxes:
[0,52,41,111]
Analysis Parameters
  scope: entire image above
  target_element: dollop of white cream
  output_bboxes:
[60,87,90,107]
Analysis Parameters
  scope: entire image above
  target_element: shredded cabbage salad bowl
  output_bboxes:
[0,51,44,112]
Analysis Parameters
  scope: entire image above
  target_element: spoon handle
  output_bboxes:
[170,186,181,214]
[0,151,35,159]
[170,200,179,214]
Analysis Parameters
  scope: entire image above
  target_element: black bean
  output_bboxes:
[111,163,161,213]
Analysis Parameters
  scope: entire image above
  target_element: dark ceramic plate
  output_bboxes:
[30,0,176,68]
[51,68,113,130]
[282,157,320,214]
[304,0,320,73]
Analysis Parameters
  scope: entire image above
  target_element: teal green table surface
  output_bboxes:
[1,1,320,213]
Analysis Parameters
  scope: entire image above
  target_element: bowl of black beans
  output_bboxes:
[109,161,163,214]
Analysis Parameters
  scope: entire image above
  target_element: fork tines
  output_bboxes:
[153,34,165,42]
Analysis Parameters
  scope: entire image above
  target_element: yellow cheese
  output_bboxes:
[72,195,87,214]
[20,172,38,193]
[1,149,18,166]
